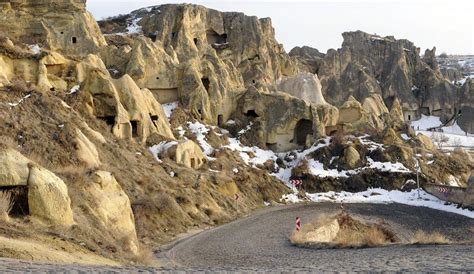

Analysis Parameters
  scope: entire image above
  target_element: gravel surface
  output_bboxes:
[0,203,472,272]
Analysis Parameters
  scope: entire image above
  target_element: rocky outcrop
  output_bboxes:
[75,171,139,255]
[294,30,463,126]
[28,165,74,226]
[0,147,74,226]
[0,0,107,55]
[158,140,207,169]
[236,89,338,152]
[276,72,327,105]
[289,46,325,74]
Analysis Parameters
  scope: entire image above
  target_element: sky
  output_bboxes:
[87,0,474,55]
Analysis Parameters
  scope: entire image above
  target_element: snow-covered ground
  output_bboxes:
[411,115,474,149]
[150,116,472,218]
[283,188,473,218]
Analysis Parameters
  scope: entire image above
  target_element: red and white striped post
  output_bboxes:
[295,217,301,232]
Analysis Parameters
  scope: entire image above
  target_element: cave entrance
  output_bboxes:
[206,29,227,44]
[201,78,210,92]
[217,114,224,126]
[294,119,313,146]
[190,158,196,169]
[72,37,77,44]
[1,187,29,217]
[244,109,259,118]
[130,120,139,138]
[193,38,198,46]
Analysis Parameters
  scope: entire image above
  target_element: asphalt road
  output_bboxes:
[0,203,472,272]
[160,203,474,272]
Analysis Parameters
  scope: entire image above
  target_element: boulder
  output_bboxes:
[417,133,435,150]
[304,219,340,243]
[78,171,139,255]
[383,128,404,145]
[0,147,30,187]
[344,146,361,169]
[27,166,74,227]
[165,140,207,169]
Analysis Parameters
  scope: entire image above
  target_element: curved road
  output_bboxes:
[161,203,474,272]
[0,203,472,272]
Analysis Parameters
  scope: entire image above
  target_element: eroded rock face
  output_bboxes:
[277,72,327,105]
[294,30,464,127]
[165,140,207,169]
[77,171,139,255]
[28,166,74,226]
[289,46,325,74]
[0,147,74,226]
[0,0,106,55]
[236,89,338,152]
[0,147,30,187]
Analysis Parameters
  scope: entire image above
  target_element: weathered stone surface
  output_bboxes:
[344,146,361,169]
[417,133,435,150]
[0,0,107,56]
[0,147,30,187]
[236,89,338,152]
[27,166,74,227]
[75,128,101,168]
[276,72,327,105]
[304,219,340,243]
[163,140,207,169]
[289,46,325,74]
[297,30,464,127]
[77,171,139,255]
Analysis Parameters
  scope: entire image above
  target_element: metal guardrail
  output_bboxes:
[424,183,473,207]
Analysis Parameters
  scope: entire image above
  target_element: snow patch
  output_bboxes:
[162,102,178,120]
[149,141,178,162]
[303,188,473,218]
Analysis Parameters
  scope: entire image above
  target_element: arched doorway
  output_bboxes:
[294,119,313,146]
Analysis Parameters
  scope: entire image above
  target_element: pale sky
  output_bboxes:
[88,0,474,55]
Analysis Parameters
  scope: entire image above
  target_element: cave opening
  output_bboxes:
[72,37,77,44]
[294,119,313,146]
[245,110,259,118]
[217,114,224,126]
[130,121,139,137]
[1,187,29,217]
[201,78,210,92]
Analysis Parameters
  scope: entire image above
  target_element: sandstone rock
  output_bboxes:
[304,219,340,243]
[312,30,462,126]
[383,128,404,145]
[388,97,405,127]
[288,46,325,74]
[417,133,435,150]
[79,171,139,255]
[27,166,74,227]
[0,147,30,187]
[237,89,338,152]
[0,0,107,56]
[75,129,101,168]
[344,146,361,169]
[276,72,327,105]
[164,140,207,169]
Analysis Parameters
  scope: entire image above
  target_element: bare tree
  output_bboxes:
[432,132,450,149]
[452,137,462,148]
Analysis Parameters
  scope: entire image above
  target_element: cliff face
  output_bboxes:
[298,31,462,125]
[0,0,106,55]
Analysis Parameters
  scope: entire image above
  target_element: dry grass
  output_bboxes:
[291,213,395,248]
[411,230,450,245]
[0,192,14,220]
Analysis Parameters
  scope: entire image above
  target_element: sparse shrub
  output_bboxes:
[411,230,450,244]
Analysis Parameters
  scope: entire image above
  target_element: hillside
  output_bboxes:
[0,0,472,265]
